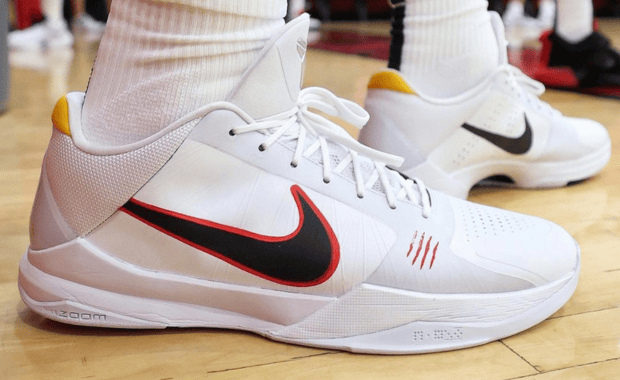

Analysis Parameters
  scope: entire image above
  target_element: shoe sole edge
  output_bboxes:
[18,245,580,354]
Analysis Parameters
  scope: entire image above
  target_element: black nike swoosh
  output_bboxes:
[119,185,340,287]
[462,114,532,155]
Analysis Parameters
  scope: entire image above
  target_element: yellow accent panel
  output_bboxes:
[51,96,71,136]
[367,71,416,95]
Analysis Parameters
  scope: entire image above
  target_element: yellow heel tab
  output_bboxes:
[368,71,416,95]
[51,96,71,136]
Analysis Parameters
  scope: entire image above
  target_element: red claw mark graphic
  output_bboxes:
[406,231,419,257]
[420,237,432,269]
[430,241,439,269]
[409,232,439,270]
[412,232,425,266]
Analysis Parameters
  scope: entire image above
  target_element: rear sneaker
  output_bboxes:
[8,20,73,50]
[533,29,620,98]
[360,13,611,199]
[19,14,580,354]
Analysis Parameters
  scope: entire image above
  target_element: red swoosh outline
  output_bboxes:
[120,185,340,287]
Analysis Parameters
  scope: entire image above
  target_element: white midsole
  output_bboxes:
[18,240,580,353]
[408,142,611,198]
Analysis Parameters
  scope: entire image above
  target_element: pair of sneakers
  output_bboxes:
[18,14,610,354]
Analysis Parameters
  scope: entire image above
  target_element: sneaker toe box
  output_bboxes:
[541,116,610,161]
[449,198,579,288]
[572,117,611,150]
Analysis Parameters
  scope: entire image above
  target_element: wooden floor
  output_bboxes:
[2,20,620,380]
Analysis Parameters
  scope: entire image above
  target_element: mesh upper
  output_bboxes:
[451,199,537,241]
[45,120,199,235]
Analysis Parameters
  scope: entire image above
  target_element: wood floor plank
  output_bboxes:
[202,343,537,380]
[0,235,27,283]
[506,358,620,380]
[502,307,620,373]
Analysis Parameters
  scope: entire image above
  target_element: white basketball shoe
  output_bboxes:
[360,13,611,199]
[8,20,74,50]
[19,15,579,354]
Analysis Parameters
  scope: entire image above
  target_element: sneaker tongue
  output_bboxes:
[227,15,310,120]
[489,11,509,66]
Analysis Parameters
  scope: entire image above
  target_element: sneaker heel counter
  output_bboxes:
[361,89,427,170]
[30,97,79,250]
[30,158,78,250]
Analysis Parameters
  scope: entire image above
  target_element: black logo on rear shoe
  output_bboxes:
[120,185,340,287]
[462,114,533,155]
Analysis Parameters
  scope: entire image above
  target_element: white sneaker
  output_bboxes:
[360,12,610,199]
[20,14,579,354]
[8,20,73,50]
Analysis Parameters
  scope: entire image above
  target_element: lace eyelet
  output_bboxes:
[258,145,265,152]
[228,129,236,136]
[323,178,330,184]
[357,194,364,199]
[389,205,397,210]
[290,162,298,168]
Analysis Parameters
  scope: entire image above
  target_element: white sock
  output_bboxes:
[556,0,593,43]
[537,0,556,29]
[394,0,500,98]
[82,0,287,146]
[503,0,524,24]
[42,0,64,27]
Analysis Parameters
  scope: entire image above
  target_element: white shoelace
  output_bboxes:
[503,65,560,118]
[230,87,431,217]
